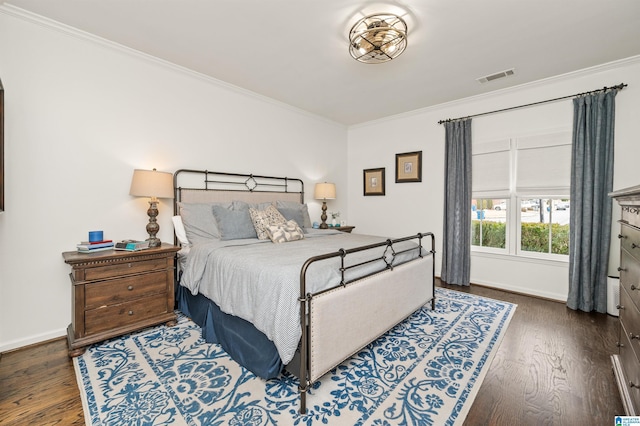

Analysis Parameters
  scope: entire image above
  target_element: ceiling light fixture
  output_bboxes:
[349,13,408,64]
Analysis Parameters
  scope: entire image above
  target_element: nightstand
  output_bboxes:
[62,243,180,357]
[332,226,355,233]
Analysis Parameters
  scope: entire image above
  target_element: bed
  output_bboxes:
[172,169,435,413]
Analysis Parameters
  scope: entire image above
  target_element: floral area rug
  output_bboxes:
[73,288,515,425]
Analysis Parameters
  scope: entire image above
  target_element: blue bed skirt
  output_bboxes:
[175,284,284,379]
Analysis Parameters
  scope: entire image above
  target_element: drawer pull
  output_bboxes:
[128,310,134,316]
[631,333,640,340]
[619,234,627,239]
[617,342,624,348]
[631,382,640,389]
[618,267,627,272]
[631,285,639,291]
[128,263,132,268]
[632,243,639,249]
[128,285,134,291]
[617,304,624,310]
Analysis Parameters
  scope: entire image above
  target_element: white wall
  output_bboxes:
[2,8,639,353]
[348,56,640,301]
[0,10,347,351]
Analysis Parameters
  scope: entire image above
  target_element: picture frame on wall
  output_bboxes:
[363,167,385,196]
[395,151,422,183]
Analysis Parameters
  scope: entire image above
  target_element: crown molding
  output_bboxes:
[352,54,640,129]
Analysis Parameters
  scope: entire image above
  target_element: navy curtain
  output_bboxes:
[442,119,472,286]
[567,89,618,312]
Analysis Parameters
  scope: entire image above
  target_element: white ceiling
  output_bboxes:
[5,0,640,125]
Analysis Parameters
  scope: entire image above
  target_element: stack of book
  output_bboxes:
[77,239,114,253]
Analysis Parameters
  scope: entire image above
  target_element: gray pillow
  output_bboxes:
[276,200,312,228]
[212,204,257,240]
[276,207,308,233]
[178,202,229,245]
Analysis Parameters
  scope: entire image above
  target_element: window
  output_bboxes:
[519,198,570,256]
[472,198,507,251]
[471,131,571,260]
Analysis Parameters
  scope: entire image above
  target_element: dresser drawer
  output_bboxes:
[620,322,640,413]
[621,251,640,311]
[85,294,168,335]
[620,285,640,361]
[84,271,168,310]
[84,257,170,281]
[621,222,640,263]
[622,205,640,230]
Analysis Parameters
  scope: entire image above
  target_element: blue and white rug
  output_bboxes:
[73,288,515,425]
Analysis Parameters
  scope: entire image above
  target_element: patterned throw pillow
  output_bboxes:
[266,220,305,243]
[249,205,287,240]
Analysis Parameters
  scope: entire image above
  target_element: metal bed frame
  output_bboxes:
[172,169,435,414]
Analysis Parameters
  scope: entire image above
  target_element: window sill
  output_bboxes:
[471,250,569,267]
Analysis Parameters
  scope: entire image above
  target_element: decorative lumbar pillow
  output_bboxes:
[266,220,305,243]
[249,205,287,240]
[212,203,258,240]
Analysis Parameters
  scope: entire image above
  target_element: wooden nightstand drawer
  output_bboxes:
[85,271,168,310]
[85,294,168,335]
[84,257,169,281]
[63,244,180,357]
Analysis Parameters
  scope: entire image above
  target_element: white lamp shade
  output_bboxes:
[129,169,174,199]
[314,182,336,200]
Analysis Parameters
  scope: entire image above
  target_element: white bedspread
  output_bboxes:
[179,230,424,364]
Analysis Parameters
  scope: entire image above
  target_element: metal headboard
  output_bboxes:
[173,169,305,216]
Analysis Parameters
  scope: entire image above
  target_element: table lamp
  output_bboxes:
[314,182,336,229]
[129,168,174,247]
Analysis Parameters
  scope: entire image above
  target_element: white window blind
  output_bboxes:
[472,138,511,197]
[515,131,571,195]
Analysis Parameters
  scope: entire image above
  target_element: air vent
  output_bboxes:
[477,68,515,84]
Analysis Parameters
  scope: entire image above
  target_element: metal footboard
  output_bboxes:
[296,232,435,413]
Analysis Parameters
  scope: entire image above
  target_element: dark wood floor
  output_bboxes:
[0,282,623,425]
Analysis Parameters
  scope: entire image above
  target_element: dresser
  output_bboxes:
[611,185,640,415]
[63,243,180,357]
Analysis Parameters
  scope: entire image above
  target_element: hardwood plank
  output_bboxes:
[0,282,624,425]
[0,339,84,426]
[442,281,625,425]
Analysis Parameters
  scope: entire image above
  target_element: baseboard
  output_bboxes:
[436,275,567,303]
[471,282,567,303]
[0,328,66,354]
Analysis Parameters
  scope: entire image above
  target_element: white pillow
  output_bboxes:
[172,215,190,246]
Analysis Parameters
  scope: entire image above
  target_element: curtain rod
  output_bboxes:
[437,83,628,124]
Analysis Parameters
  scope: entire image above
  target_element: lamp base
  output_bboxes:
[146,200,161,247]
[147,237,161,248]
[320,201,329,229]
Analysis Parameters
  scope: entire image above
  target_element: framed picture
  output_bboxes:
[395,151,422,183]
[363,168,385,196]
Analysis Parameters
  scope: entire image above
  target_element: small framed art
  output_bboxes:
[395,151,422,183]
[363,168,385,196]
